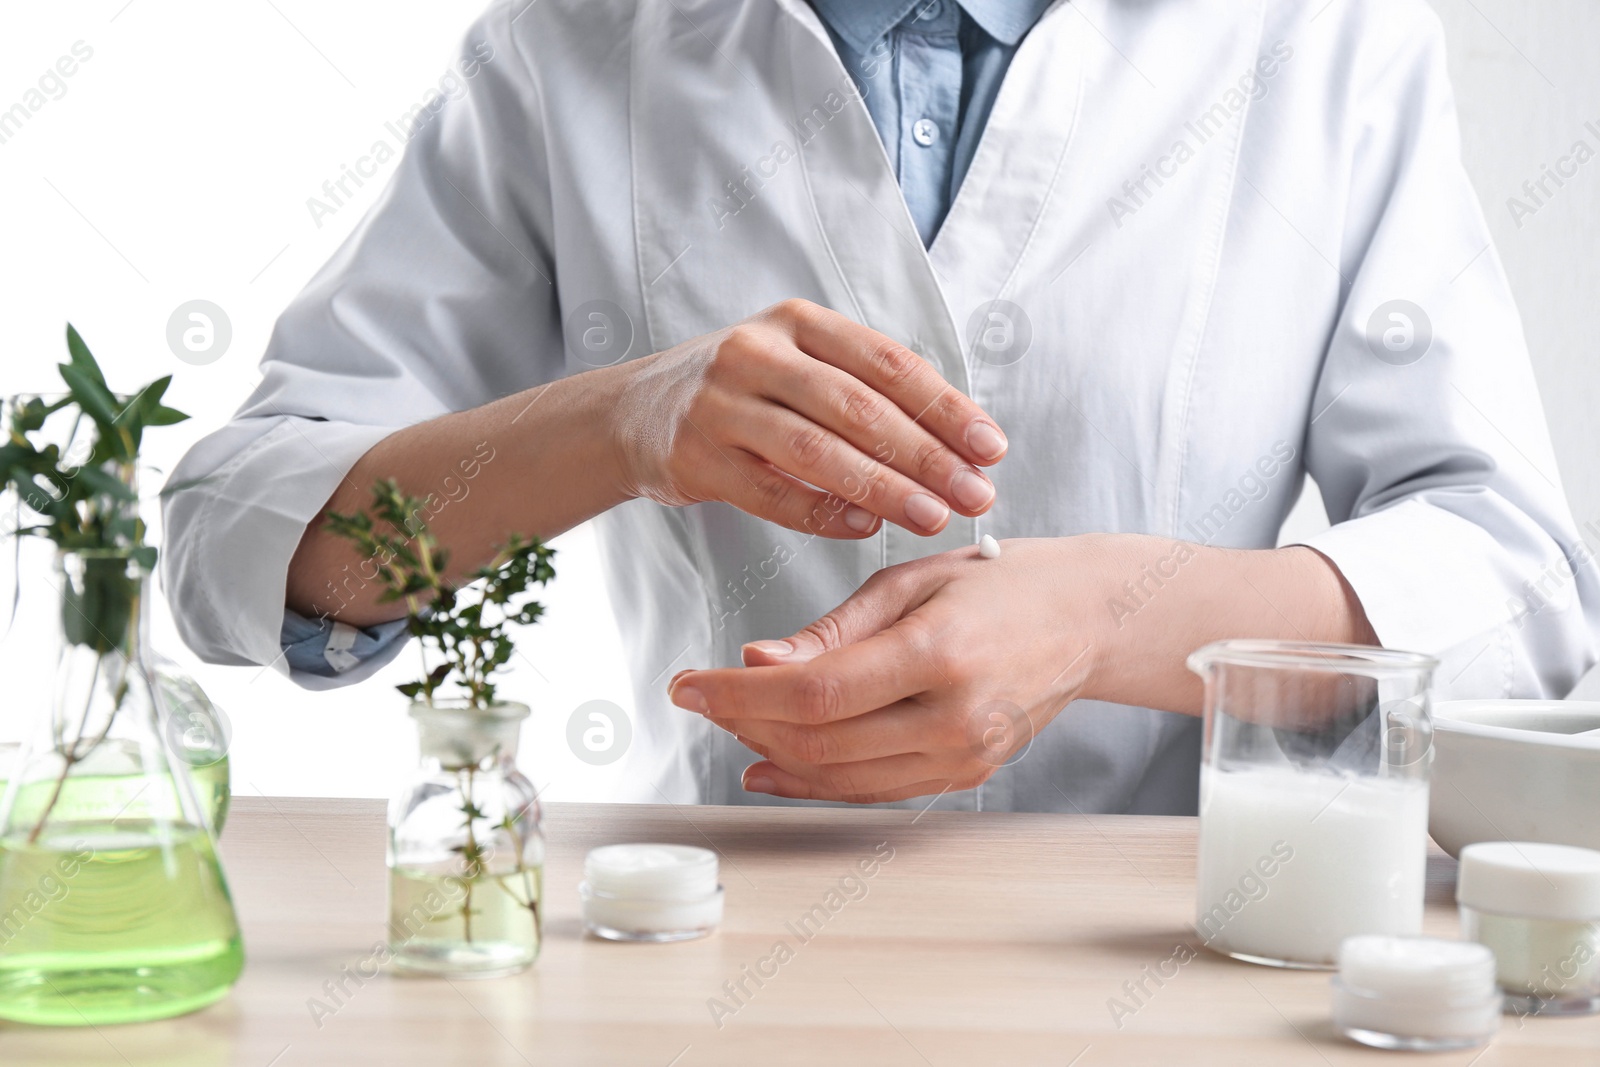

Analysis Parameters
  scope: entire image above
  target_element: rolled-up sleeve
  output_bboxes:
[161,0,561,685]
[1291,8,1600,697]
[280,609,412,688]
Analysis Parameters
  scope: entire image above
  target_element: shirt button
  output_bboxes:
[912,118,938,147]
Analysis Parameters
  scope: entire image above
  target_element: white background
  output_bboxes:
[1,1,1597,800]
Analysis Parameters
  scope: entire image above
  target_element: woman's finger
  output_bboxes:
[709,700,932,765]
[773,301,1008,467]
[735,403,952,534]
[708,447,882,539]
[674,617,941,723]
[740,564,932,666]
[756,358,995,518]
[741,753,965,804]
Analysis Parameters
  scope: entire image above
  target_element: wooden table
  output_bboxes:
[2,799,1596,1066]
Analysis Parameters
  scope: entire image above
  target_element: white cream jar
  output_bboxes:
[1457,841,1600,1015]
[1331,935,1500,1050]
[580,843,724,942]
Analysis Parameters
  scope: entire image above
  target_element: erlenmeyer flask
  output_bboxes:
[0,548,244,1025]
[151,652,233,834]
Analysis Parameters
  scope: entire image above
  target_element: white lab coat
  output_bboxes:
[163,0,1599,813]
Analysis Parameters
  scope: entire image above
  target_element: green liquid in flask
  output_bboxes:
[0,819,244,1026]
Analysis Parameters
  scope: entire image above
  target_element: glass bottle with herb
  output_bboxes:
[0,329,243,1025]
[389,699,544,976]
[326,480,554,977]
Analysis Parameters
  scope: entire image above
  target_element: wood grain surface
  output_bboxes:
[1,798,1596,1066]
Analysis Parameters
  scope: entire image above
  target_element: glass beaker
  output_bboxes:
[1188,640,1437,968]
[388,700,544,977]
[0,549,244,1025]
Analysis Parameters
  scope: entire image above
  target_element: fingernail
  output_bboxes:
[669,669,694,686]
[950,469,994,511]
[744,639,793,658]
[843,505,877,533]
[967,421,1007,461]
[904,492,949,532]
[670,684,707,713]
[744,775,776,794]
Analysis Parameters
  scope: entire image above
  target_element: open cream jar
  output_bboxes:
[580,844,724,942]
[1331,935,1500,1050]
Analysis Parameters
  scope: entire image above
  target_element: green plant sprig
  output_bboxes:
[0,326,191,844]
[3,325,188,571]
[323,478,555,708]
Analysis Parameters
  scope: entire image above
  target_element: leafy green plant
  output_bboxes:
[322,478,555,707]
[4,326,187,557]
[1,325,190,842]
[326,479,553,945]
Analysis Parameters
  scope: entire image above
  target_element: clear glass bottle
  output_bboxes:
[389,700,543,978]
[0,549,244,1025]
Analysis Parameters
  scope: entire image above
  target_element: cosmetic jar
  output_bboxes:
[1458,841,1600,1016]
[1331,935,1500,1051]
[580,843,724,942]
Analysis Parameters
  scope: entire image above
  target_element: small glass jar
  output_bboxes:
[388,700,544,978]
[1187,641,1437,968]
[1457,841,1600,1016]
[1331,935,1500,1051]
[580,844,723,942]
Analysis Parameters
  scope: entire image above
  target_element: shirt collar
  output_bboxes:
[960,0,1056,46]
[808,0,1055,53]
[808,0,922,54]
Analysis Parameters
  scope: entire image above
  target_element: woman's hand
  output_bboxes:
[671,538,1112,803]
[612,299,1007,538]
[667,536,1374,804]
[290,298,1004,625]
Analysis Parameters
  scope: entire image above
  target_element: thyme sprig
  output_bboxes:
[322,478,554,707]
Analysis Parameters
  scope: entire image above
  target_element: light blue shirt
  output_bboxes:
[281,609,409,678]
[808,0,1055,244]
[280,0,1052,678]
